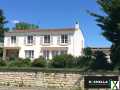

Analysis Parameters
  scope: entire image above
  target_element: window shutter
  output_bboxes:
[68,35,71,44]
[24,36,27,45]
[8,37,10,45]
[40,36,43,45]
[33,36,36,45]
[16,37,18,45]
[50,36,53,44]
[57,36,60,45]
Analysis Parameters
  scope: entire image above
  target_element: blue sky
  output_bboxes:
[0,0,111,47]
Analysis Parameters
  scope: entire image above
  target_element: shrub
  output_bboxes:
[8,58,31,67]
[22,58,31,66]
[0,48,3,58]
[32,56,46,67]
[76,56,94,70]
[50,54,75,68]
[0,60,7,67]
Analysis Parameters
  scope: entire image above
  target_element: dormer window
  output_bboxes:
[61,34,68,43]
[44,35,50,43]
[11,36,16,44]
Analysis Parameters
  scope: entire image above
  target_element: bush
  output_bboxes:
[32,56,46,67]
[0,60,6,67]
[22,58,31,66]
[50,54,76,68]
[76,56,94,70]
[8,58,31,67]
[0,48,3,58]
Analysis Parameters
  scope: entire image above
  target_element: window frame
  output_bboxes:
[44,35,50,44]
[11,36,16,44]
[60,34,68,44]
[27,35,33,44]
[43,50,49,59]
[25,50,34,59]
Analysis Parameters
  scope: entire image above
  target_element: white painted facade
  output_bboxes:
[4,23,84,60]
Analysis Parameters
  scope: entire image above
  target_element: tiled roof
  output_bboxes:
[6,28,75,33]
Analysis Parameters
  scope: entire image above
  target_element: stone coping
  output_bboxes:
[0,67,120,75]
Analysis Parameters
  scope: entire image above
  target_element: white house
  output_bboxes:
[3,22,84,60]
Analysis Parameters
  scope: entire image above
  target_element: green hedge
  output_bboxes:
[32,56,46,67]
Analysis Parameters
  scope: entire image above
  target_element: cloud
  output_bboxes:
[12,20,20,24]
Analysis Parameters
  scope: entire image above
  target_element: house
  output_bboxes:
[3,22,84,60]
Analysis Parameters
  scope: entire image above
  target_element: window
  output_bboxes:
[11,36,16,43]
[27,36,33,44]
[44,35,50,43]
[60,50,67,55]
[61,34,68,43]
[25,50,34,58]
[43,50,49,59]
[52,51,59,57]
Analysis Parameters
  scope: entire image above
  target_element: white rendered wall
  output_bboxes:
[4,28,84,59]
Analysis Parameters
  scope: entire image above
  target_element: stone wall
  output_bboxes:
[0,68,119,90]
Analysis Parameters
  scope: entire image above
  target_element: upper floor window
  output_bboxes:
[25,50,34,58]
[61,34,68,43]
[27,35,33,44]
[11,36,16,44]
[44,35,50,43]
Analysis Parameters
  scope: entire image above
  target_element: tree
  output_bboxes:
[0,9,8,42]
[83,47,93,57]
[91,51,112,70]
[13,22,39,30]
[89,0,120,69]
[76,47,94,70]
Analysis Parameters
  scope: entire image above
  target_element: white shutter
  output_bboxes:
[40,36,43,45]
[50,35,53,44]
[7,37,10,46]
[57,35,60,45]
[68,35,71,44]
[24,36,27,45]
[16,37,18,45]
[33,36,36,45]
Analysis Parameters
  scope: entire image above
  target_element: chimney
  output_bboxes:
[75,21,80,29]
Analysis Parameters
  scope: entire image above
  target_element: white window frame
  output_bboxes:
[52,50,59,58]
[60,34,68,44]
[44,35,50,44]
[11,36,16,44]
[25,50,34,59]
[43,50,49,59]
[27,35,33,44]
[60,50,67,55]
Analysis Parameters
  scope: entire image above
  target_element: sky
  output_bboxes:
[0,0,111,47]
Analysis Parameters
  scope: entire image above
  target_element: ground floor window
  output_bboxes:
[25,50,34,58]
[60,50,67,55]
[42,49,67,59]
[43,50,49,60]
[52,50,59,57]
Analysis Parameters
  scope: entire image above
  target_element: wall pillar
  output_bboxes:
[3,48,6,60]
[49,51,52,60]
